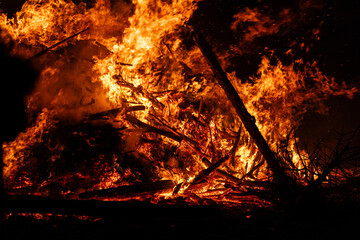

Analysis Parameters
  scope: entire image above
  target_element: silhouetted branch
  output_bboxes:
[193,31,296,197]
[28,27,90,60]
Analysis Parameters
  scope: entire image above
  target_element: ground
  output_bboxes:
[2,197,360,240]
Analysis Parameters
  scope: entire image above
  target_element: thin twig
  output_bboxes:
[230,126,242,166]
[28,27,90,60]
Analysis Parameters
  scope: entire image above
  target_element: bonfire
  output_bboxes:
[1,0,359,218]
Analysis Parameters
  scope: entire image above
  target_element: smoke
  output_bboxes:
[27,40,113,123]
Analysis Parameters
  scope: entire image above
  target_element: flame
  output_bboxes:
[1,0,358,200]
[3,109,57,189]
[231,7,294,43]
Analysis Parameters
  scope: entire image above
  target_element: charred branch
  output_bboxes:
[79,180,175,199]
[230,126,242,166]
[28,27,90,60]
[87,105,145,120]
[201,157,240,184]
[125,114,183,142]
[126,113,208,160]
[193,31,296,197]
[309,133,356,191]
[192,155,230,185]
[237,159,266,186]
[173,155,230,195]
[87,108,123,120]
[80,96,95,106]
[119,62,133,66]
[149,113,201,148]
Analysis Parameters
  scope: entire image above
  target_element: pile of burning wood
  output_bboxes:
[3,29,276,206]
[1,0,359,209]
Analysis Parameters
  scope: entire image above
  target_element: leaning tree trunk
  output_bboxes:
[193,31,297,199]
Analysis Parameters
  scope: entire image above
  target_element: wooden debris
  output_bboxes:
[149,113,205,153]
[127,105,146,112]
[309,136,353,192]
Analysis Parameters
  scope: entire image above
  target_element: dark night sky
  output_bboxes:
[1,0,359,147]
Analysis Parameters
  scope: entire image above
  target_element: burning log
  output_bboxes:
[193,31,296,197]
[174,155,230,195]
[79,180,175,199]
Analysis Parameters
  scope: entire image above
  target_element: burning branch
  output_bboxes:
[87,106,145,120]
[28,27,90,60]
[192,155,230,185]
[201,157,240,184]
[193,31,296,196]
[173,155,230,195]
[125,114,183,142]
